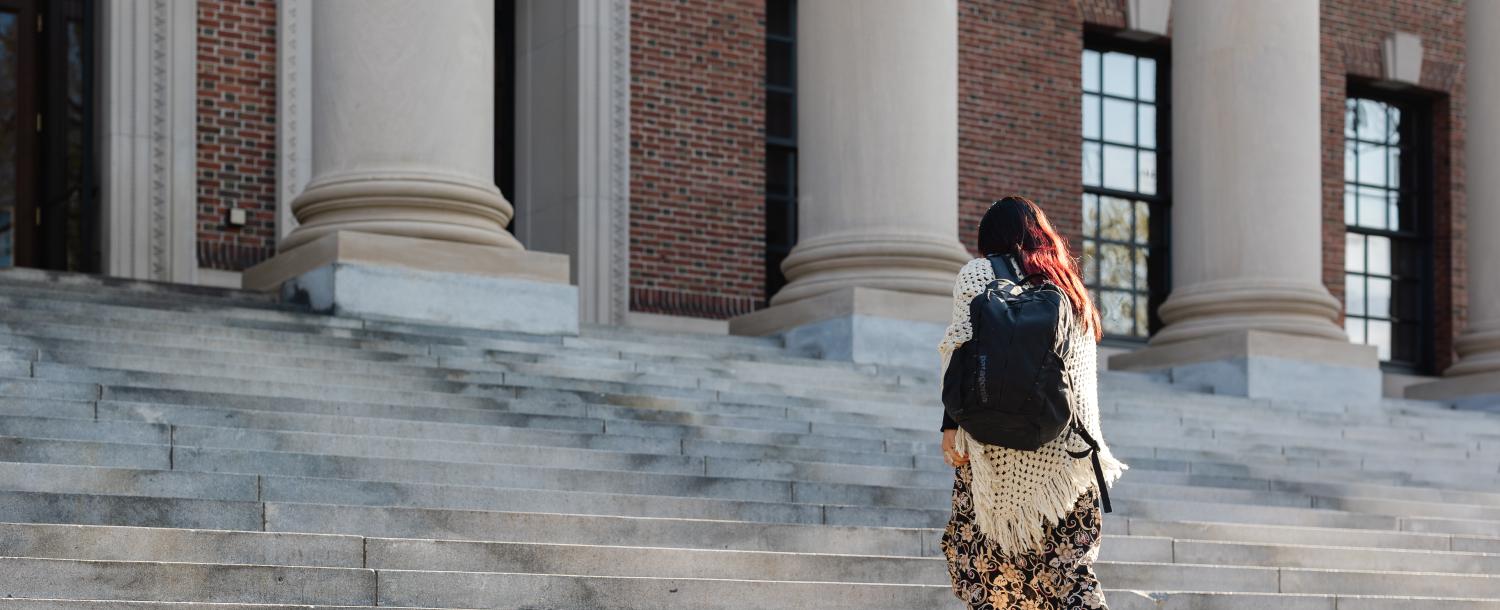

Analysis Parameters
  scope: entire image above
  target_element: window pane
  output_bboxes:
[1356,99,1388,142]
[1138,58,1156,102]
[1395,322,1418,361]
[1102,52,1135,97]
[1387,191,1401,231]
[1387,106,1402,144]
[1100,196,1132,241]
[1345,233,1365,273]
[1083,50,1101,93]
[767,40,793,87]
[1101,290,1134,335]
[1100,243,1132,289]
[1138,105,1156,149]
[1138,151,1157,195]
[1368,319,1393,360]
[1343,142,1357,183]
[1082,193,1099,237]
[1344,98,1358,139]
[1343,189,1357,226]
[1345,274,1366,316]
[1103,98,1135,145]
[1392,239,1422,277]
[1083,142,1102,187]
[767,0,794,36]
[1083,94,1101,140]
[1356,142,1387,186]
[1368,277,1392,318]
[1393,279,1420,320]
[1134,200,1150,245]
[1134,294,1150,336]
[1134,247,1149,291]
[1082,239,1097,285]
[1366,235,1391,276]
[1357,187,1389,230]
[767,148,793,196]
[1103,145,1136,191]
[1386,147,1401,189]
[1345,317,1366,344]
[767,91,794,140]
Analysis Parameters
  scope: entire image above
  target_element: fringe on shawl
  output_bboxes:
[954,428,1127,556]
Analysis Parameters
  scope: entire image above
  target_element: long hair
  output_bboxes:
[977,196,1102,340]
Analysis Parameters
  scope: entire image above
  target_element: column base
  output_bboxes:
[730,286,949,370]
[244,231,578,335]
[1109,330,1381,405]
[1405,374,1500,410]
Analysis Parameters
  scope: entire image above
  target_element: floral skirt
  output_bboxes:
[940,465,1108,610]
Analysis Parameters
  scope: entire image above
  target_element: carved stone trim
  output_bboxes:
[1126,0,1171,38]
[608,0,631,325]
[276,0,313,244]
[1381,31,1423,87]
[99,0,197,283]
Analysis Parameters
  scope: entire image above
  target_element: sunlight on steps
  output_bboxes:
[0,268,1498,608]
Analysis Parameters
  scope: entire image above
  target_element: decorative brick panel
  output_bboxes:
[196,0,278,272]
[1321,0,1466,372]
[629,0,767,319]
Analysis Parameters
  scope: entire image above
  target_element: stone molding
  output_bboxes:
[772,231,970,307]
[98,0,197,283]
[1150,278,1347,346]
[276,0,312,242]
[1381,31,1423,87]
[1126,0,1170,37]
[243,231,569,293]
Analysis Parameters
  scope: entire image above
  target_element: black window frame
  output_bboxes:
[1342,83,1436,374]
[764,0,797,301]
[1081,31,1171,342]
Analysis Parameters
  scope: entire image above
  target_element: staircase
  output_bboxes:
[0,268,1498,609]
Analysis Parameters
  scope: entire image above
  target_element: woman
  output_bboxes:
[937,196,1126,610]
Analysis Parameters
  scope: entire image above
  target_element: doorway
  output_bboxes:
[0,0,97,272]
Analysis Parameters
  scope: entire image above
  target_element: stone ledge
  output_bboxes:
[1405,373,1500,409]
[1110,330,1378,371]
[1110,330,1381,404]
[730,287,950,369]
[729,286,950,338]
[242,231,570,293]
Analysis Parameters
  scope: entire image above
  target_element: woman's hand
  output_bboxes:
[942,429,968,467]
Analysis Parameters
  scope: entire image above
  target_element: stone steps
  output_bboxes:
[3,270,1500,607]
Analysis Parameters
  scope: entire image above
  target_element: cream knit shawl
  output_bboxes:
[938,258,1127,556]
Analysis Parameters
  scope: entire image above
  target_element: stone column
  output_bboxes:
[729,0,971,368]
[246,0,577,334]
[1409,1,1500,406]
[1110,0,1380,402]
[279,0,516,253]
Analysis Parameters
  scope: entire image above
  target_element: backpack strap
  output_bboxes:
[1066,424,1113,514]
[986,253,1046,287]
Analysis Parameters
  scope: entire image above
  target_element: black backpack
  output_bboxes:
[942,253,1112,512]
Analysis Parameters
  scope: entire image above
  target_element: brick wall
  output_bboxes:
[957,0,1089,254]
[628,0,766,319]
[196,0,278,272]
[1320,0,1466,372]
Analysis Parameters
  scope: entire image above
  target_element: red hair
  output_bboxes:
[978,196,1102,340]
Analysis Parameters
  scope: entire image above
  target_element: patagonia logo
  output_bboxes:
[976,354,990,404]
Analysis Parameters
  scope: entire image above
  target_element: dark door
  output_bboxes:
[0,0,95,271]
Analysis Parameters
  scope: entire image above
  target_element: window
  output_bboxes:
[1343,94,1431,370]
[1081,42,1168,339]
[764,0,797,299]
